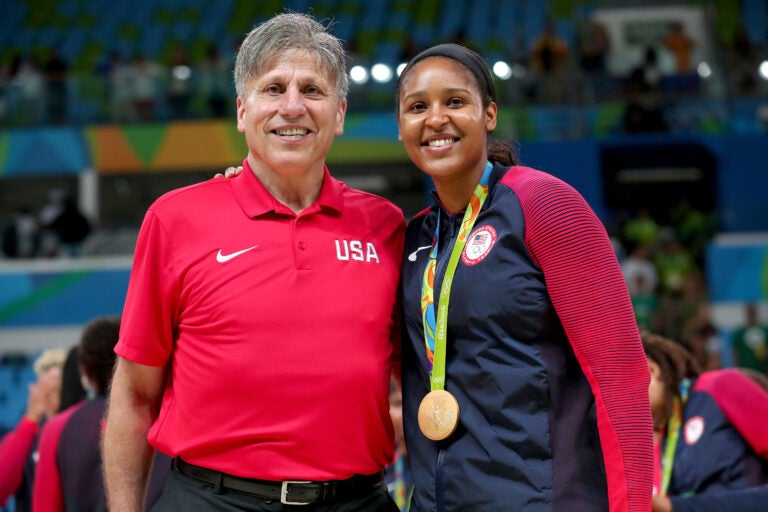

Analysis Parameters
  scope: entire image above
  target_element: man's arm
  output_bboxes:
[103,357,166,512]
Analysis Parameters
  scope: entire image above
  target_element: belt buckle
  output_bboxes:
[281,480,313,505]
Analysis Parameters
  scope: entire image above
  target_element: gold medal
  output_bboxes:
[418,389,460,440]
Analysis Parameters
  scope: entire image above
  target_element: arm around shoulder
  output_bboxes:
[103,357,167,512]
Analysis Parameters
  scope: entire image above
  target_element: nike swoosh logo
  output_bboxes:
[407,245,433,262]
[216,245,258,263]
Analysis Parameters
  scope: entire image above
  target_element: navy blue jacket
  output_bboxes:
[662,370,768,510]
[401,164,653,511]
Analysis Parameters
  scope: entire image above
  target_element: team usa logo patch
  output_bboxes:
[684,416,705,445]
[462,225,497,266]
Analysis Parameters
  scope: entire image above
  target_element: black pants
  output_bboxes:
[152,470,400,512]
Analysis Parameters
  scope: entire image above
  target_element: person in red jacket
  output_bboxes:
[0,349,65,511]
[32,317,120,511]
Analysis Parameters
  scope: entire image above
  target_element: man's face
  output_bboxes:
[237,49,346,178]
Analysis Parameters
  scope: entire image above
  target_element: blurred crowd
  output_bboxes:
[614,198,767,376]
[1,188,91,259]
[0,18,764,130]
[0,41,236,126]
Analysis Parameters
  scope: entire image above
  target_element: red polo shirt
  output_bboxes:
[116,160,405,481]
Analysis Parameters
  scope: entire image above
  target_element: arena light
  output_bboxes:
[350,65,369,84]
[492,61,512,80]
[759,61,768,81]
[172,65,192,81]
[371,63,393,83]
[396,63,407,76]
[510,63,527,79]
[697,61,712,79]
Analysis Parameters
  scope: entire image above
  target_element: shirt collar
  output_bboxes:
[232,159,344,217]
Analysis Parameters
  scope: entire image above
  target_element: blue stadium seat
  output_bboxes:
[359,0,390,31]
[741,0,767,45]
[435,0,468,42]
[522,0,549,51]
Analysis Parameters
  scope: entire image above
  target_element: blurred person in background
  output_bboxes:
[668,199,715,267]
[730,24,758,95]
[578,19,611,100]
[654,232,698,340]
[731,303,768,375]
[130,53,162,122]
[49,194,91,257]
[9,55,45,126]
[41,48,69,125]
[166,44,193,120]
[1,205,40,259]
[631,273,660,331]
[622,207,660,252]
[642,330,768,512]
[32,316,171,511]
[106,51,136,123]
[197,43,231,118]
[56,347,86,413]
[0,349,66,511]
[528,20,570,103]
[37,188,67,258]
[104,12,404,512]
[662,22,695,75]
[622,244,659,297]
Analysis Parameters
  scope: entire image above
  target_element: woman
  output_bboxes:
[642,330,768,512]
[0,349,66,511]
[395,43,653,511]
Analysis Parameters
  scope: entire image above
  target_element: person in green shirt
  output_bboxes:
[732,303,768,374]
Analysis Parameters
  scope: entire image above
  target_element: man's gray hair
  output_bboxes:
[234,12,349,101]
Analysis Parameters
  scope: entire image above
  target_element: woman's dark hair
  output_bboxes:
[488,141,518,166]
[640,329,702,400]
[58,345,86,412]
[79,315,121,396]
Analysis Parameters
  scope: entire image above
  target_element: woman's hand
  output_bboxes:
[652,494,673,512]
[214,166,243,179]
[25,367,62,423]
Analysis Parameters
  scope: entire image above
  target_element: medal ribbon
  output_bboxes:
[420,162,492,391]
[393,453,406,510]
[660,378,690,496]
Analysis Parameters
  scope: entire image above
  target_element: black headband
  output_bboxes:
[397,43,496,103]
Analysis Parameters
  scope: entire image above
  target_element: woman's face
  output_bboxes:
[397,57,496,183]
[647,358,667,428]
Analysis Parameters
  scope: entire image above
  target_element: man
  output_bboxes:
[103,13,405,511]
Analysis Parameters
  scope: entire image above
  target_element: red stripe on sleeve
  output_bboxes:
[503,167,654,512]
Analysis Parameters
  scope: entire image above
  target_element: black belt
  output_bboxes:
[172,457,383,505]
